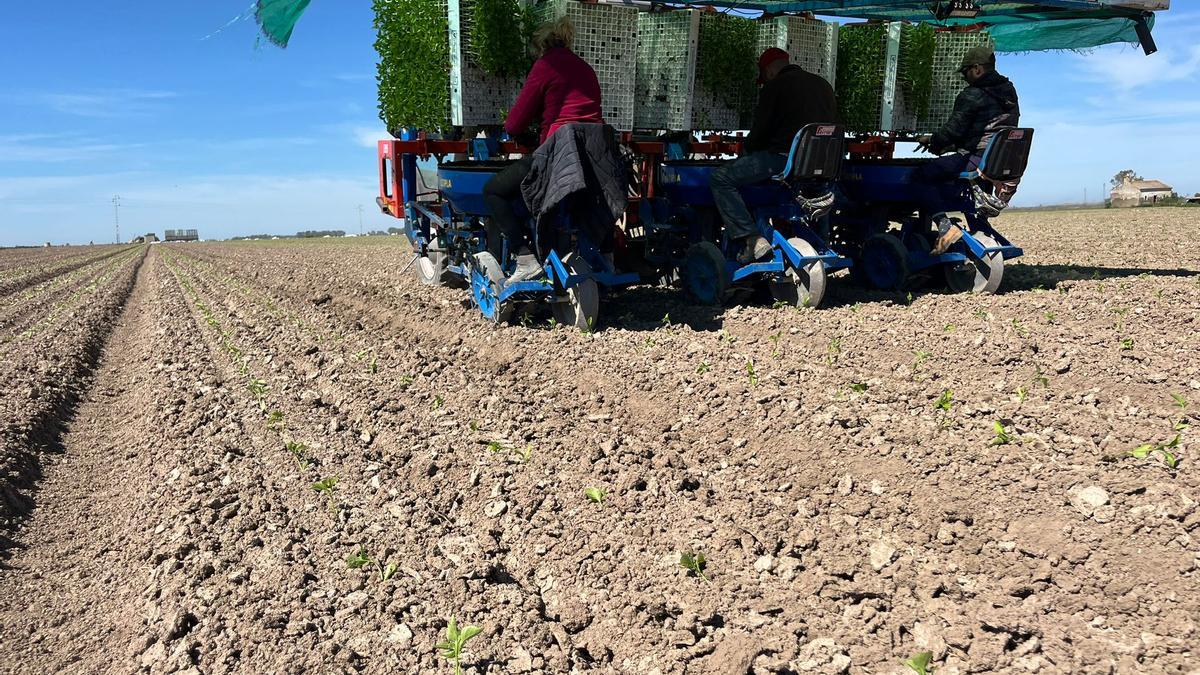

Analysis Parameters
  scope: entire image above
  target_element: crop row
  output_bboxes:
[0,246,145,524]
[0,245,132,298]
[0,246,145,354]
[0,247,143,340]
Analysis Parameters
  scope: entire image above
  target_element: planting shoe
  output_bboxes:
[736,236,773,265]
[930,215,963,255]
[507,251,543,284]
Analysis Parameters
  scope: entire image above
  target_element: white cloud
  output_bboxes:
[7,88,178,118]
[0,133,146,163]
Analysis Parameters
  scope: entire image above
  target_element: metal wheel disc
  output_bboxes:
[768,237,827,308]
[551,254,599,331]
[470,252,513,324]
[944,232,1004,294]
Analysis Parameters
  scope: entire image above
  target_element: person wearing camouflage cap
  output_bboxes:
[914,44,1020,254]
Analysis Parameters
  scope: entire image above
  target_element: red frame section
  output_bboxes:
[376,131,890,219]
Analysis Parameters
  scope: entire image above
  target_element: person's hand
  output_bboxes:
[916,134,933,151]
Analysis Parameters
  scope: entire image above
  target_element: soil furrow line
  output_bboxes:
[0,247,146,532]
[0,246,131,299]
[0,247,143,342]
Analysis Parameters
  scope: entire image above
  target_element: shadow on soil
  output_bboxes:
[498,262,1198,334]
[1003,263,1200,292]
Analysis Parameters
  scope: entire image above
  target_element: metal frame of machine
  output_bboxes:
[376,0,1164,326]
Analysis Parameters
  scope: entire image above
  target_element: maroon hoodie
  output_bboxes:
[504,46,604,144]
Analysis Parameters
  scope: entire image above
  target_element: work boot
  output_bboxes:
[930,215,963,255]
[736,235,773,265]
[507,249,542,284]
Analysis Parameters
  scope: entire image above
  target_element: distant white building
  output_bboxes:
[1111,178,1174,208]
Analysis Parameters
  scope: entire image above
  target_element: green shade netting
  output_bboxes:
[254,0,313,48]
[682,2,1156,53]
[251,0,1153,53]
[947,14,1152,52]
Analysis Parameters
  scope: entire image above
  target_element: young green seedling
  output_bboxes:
[1171,393,1188,409]
[469,420,480,432]
[1129,435,1181,470]
[248,378,269,398]
[1043,311,1056,324]
[1120,337,1134,351]
[944,323,956,332]
[991,421,1014,445]
[1015,386,1028,403]
[287,440,312,469]
[267,410,285,431]
[516,445,532,463]
[584,487,606,507]
[437,617,482,675]
[826,337,842,365]
[912,350,932,379]
[771,300,790,310]
[849,382,868,393]
[696,361,711,375]
[312,475,339,512]
[369,356,378,374]
[398,374,414,387]
[432,395,444,410]
[661,313,672,328]
[746,359,758,387]
[903,651,934,675]
[1011,319,1029,338]
[680,552,710,583]
[768,332,782,357]
[934,389,953,412]
[1034,367,1050,388]
[347,548,371,569]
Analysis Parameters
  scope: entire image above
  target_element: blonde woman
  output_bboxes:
[483,16,604,281]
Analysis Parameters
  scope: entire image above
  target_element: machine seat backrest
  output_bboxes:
[776,124,845,183]
[978,128,1034,182]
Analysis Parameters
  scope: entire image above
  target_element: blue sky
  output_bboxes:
[1,3,1197,247]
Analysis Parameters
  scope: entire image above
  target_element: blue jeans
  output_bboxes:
[710,152,788,241]
[911,153,977,219]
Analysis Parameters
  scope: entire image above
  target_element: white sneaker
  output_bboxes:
[507,253,542,283]
[736,236,772,264]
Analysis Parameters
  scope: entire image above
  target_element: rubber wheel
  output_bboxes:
[683,241,728,305]
[551,254,599,332]
[414,249,460,287]
[858,233,910,291]
[902,231,934,289]
[470,252,513,324]
[944,232,1004,294]
[768,237,827,308]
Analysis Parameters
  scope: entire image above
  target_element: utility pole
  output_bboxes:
[112,194,121,243]
[357,204,364,236]
[1084,187,1087,205]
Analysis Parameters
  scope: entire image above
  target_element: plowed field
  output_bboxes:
[1,208,1198,674]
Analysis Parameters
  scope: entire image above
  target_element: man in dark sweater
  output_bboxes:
[914,45,1020,254]
[710,48,837,264]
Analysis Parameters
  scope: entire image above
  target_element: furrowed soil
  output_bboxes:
[0,208,1197,674]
